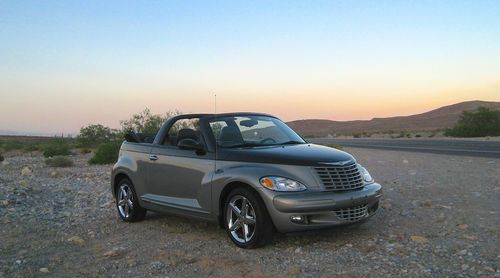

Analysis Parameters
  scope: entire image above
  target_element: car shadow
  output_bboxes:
[138,209,388,248]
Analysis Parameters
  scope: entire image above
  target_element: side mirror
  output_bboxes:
[177,138,205,154]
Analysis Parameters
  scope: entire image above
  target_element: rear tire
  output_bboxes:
[223,187,274,248]
[115,178,146,222]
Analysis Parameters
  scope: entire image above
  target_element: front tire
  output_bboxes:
[223,187,274,248]
[115,178,146,222]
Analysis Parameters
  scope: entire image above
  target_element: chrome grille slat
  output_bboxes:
[314,162,364,191]
[334,205,368,221]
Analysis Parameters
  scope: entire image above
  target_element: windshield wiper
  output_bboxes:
[280,140,305,145]
[224,141,304,148]
[225,143,262,148]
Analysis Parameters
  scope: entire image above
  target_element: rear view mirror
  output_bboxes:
[240,119,258,127]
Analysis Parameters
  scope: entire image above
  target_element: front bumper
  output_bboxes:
[265,183,382,233]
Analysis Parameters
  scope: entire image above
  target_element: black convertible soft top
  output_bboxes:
[124,131,156,143]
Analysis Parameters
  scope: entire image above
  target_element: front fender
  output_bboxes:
[211,161,321,217]
[111,153,142,197]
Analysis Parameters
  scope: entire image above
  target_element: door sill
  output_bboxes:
[141,194,209,214]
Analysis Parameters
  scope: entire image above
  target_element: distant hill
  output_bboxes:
[287,100,500,137]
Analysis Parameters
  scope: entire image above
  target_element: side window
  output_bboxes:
[163,118,201,146]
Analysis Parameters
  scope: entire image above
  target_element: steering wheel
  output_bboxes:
[260,138,277,144]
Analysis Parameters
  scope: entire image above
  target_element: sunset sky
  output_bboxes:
[1,0,499,134]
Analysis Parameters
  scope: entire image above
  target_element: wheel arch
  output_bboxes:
[113,172,130,197]
[217,181,269,229]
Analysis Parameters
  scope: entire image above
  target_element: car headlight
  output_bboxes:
[358,164,374,184]
[259,176,307,192]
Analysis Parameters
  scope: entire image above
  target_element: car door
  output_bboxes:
[143,117,215,215]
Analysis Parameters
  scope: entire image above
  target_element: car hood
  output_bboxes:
[217,143,355,166]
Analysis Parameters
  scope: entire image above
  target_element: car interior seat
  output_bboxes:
[219,126,244,147]
[176,128,199,145]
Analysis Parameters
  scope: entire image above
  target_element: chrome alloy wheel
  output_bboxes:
[226,195,257,243]
[117,184,134,218]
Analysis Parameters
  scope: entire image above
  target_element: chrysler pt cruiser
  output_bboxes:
[111,113,382,248]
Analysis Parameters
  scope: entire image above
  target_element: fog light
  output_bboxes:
[290,215,305,223]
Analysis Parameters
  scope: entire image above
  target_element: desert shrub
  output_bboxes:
[89,142,121,165]
[445,107,500,137]
[120,108,181,134]
[0,140,24,151]
[24,144,41,152]
[353,133,361,138]
[0,153,4,162]
[80,148,92,154]
[45,156,74,167]
[42,142,71,157]
[395,131,411,138]
[415,134,422,138]
[77,124,117,147]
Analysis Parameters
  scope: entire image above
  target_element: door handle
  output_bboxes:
[149,155,158,161]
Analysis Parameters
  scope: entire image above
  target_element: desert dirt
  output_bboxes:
[1,148,499,277]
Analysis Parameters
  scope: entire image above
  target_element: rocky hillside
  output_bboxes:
[287,100,500,137]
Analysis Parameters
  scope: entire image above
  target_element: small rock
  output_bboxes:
[400,210,411,216]
[1,160,9,166]
[294,247,302,253]
[381,203,392,210]
[67,236,85,245]
[49,171,60,178]
[483,266,495,272]
[103,250,119,257]
[39,268,49,273]
[403,159,408,164]
[21,166,33,176]
[461,264,469,271]
[100,201,113,208]
[410,235,428,243]
[463,234,477,240]
[436,213,446,223]
[458,224,469,230]
[421,200,432,208]
[458,249,467,255]
[345,243,353,248]
[149,261,165,271]
[127,259,137,267]
[1,200,9,206]
[18,180,28,186]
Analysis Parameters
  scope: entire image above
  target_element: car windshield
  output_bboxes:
[208,115,306,148]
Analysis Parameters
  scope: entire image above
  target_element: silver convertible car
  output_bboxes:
[111,113,382,248]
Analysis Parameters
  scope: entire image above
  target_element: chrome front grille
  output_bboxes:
[334,205,368,222]
[314,163,364,191]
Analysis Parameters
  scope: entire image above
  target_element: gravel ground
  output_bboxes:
[1,148,499,277]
